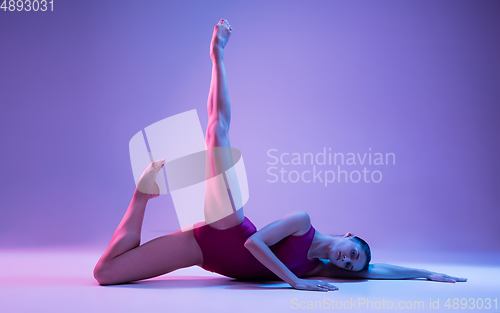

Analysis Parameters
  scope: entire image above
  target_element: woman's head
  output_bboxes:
[328,232,371,271]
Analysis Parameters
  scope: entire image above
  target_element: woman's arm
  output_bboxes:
[316,260,467,283]
[244,212,337,292]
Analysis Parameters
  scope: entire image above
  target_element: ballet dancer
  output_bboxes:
[93,19,467,291]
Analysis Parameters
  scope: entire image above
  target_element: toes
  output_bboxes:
[221,19,231,28]
[152,158,166,170]
[216,19,232,32]
[153,158,165,165]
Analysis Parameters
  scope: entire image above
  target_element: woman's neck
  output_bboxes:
[308,231,340,259]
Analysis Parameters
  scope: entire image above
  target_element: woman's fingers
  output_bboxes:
[325,285,338,291]
[429,272,467,283]
[294,279,339,292]
[316,281,338,291]
[322,282,338,291]
[314,285,328,291]
[446,275,467,282]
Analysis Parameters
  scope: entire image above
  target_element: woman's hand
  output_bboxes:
[292,278,338,292]
[426,270,467,283]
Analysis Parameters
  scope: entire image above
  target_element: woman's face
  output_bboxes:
[328,237,367,271]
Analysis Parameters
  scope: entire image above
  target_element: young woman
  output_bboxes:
[93,19,467,292]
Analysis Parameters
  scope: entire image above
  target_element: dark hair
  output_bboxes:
[350,236,371,271]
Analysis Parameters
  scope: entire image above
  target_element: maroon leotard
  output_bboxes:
[192,216,320,280]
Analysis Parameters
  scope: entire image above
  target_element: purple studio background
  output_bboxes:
[0,0,499,262]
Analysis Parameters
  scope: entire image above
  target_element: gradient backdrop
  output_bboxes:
[1,0,499,262]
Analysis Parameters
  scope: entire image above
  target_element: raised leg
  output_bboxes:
[93,160,203,285]
[204,19,244,230]
[207,18,233,132]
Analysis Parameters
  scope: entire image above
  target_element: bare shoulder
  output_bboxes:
[246,211,311,246]
[285,211,311,236]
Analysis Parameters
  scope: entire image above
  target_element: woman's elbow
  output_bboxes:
[244,237,254,249]
[244,236,264,251]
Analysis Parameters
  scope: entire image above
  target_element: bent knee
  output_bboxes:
[94,263,116,285]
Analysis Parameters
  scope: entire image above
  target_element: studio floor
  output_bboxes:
[1,249,499,313]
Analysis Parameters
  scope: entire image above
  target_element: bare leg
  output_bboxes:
[93,19,239,285]
[93,160,203,285]
[207,19,232,134]
[204,19,244,230]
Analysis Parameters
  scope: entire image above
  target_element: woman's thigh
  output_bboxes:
[208,207,245,230]
[96,229,203,285]
[204,129,245,229]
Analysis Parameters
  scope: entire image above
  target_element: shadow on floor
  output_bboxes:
[101,276,368,290]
